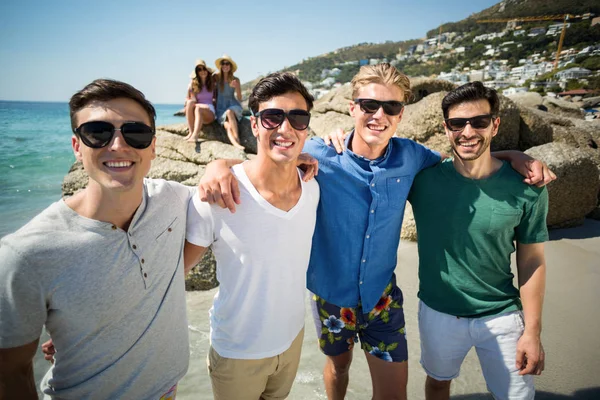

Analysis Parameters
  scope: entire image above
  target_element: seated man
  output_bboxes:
[0,79,191,398]
[410,82,548,400]
[184,72,320,400]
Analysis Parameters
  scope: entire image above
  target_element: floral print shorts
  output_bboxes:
[310,279,408,363]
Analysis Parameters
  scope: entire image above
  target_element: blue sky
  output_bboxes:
[0,0,499,104]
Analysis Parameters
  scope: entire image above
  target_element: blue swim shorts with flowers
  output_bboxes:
[310,277,408,363]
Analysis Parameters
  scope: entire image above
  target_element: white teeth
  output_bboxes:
[367,124,386,131]
[459,140,479,147]
[274,141,292,147]
[105,161,133,168]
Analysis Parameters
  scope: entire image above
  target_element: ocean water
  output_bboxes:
[0,101,185,237]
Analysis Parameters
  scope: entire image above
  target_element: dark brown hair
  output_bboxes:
[248,72,314,114]
[69,79,156,131]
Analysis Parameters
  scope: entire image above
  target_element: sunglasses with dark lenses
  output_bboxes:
[255,109,311,131]
[221,61,231,66]
[196,67,206,73]
[445,114,494,132]
[74,121,155,149]
[354,98,404,116]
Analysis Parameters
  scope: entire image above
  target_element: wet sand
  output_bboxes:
[34,220,600,399]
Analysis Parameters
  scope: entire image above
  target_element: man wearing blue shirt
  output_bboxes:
[199,63,554,400]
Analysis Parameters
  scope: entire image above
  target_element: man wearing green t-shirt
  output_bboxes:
[409,82,548,400]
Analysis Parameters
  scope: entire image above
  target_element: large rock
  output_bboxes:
[526,143,600,228]
[542,97,585,120]
[582,96,600,109]
[506,92,543,109]
[400,202,416,241]
[313,83,352,115]
[158,119,258,154]
[309,111,355,138]
[408,77,456,104]
[61,128,251,290]
[518,107,553,151]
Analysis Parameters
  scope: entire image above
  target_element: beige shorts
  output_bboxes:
[207,328,304,400]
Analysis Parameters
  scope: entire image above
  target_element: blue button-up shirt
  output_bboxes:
[304,133,440,312]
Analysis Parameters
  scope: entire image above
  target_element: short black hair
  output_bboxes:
[441,81,499,119]
[248,72,314,115]
[69,79,156,131]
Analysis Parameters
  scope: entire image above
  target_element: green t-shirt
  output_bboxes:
[409,159,549,318]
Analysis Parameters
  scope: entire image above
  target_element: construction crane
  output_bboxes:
[477,14,574,71]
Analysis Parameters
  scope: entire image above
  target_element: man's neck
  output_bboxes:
[243,156,302,211]
[452,153,503,180]
[350,133,388,160]
[65,181,144,230]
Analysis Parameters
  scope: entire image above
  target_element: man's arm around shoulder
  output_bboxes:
[0,339,40,399]
[515,242,546,376]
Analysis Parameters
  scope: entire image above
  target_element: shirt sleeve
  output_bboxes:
[516,187,549,244]
[186,194,215,247]
[415,142,442,172]
[302,137,330,163]
[0,242,46,348]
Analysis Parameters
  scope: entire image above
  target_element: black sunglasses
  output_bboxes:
[445,114,494,132]
[354,98,404,116]
[255,108,311,131]
[74,121,155,149]
[221,61,231,66]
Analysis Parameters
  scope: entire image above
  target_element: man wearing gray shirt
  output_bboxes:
[0,79,191,399]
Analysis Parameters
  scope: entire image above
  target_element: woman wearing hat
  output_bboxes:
[214,54,244,149]
[184,59,216,142]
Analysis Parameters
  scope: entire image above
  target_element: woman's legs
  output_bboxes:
[184,99,197,140]
[188,105,216,142]
[223,109,244,149]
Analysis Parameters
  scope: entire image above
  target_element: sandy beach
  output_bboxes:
[33,219,600,399]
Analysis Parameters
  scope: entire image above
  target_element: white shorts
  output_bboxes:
[418,301,534,400]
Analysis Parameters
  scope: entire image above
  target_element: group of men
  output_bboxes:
[0,62,552,400]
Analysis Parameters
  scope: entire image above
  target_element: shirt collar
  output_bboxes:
[345,129,393,165]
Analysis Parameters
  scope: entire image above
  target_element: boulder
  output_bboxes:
[518,107,553,151]
[313,83,352,115]
[542,97,585,120]
[400,202,417,241]
[408,77,456,104]
[525,143,600,228]
[582,96,600,109]
[158,119,258,154]
[185,249,219,290]
[506,92,543,109]
[309,111,355,138]
[174,108,185,117]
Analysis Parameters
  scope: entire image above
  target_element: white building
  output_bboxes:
[555,67,592,80]
[503,87,528,96]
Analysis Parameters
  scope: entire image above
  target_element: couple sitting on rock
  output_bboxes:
[184,54,245,150]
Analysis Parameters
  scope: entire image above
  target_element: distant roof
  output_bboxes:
[558,89,592,96]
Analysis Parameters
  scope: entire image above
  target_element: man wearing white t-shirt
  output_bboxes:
[184,72,319,400]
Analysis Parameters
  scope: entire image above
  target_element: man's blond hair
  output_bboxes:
[351,63,411,102]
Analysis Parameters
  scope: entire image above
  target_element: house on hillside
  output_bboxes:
[555,68,591,80]
[503,87,528,96]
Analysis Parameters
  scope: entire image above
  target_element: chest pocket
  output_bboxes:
[487,207,522,235]
[155,217,179,242]
[386,176,412,209]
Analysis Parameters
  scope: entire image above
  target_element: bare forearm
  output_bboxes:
[517,243,546,335]
[183,241,208,276]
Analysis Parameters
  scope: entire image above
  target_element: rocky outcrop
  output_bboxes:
[518,107,553,151]
[313,84,352,115]
[542,97,585,120]
[159,119,258,154]
[186,249,219,290]
[506,92,543,109]
[526,143,600,228]
[408,77,456,104]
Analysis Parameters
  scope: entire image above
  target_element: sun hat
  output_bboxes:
[190,59,213,78]
[214,54,238,73]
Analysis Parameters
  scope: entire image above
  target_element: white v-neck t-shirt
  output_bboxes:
[186,163,320,359]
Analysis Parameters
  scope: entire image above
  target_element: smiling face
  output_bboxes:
[72,97,156,194]
[444,99,500,162]
[250,91,309,166]
[349,83,405,159]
